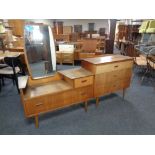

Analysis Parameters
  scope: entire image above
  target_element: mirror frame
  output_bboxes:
[24,22,57,80]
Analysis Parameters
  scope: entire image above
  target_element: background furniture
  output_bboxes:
[0,55,25,92]
[57,44,75,65]
[8,20,24,37]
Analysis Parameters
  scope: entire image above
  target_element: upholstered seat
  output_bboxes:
[0,66,20,74]
[0,64,8,69]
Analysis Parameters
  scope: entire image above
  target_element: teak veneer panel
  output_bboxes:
[58,67,93,79]
[83,54,133,65]
[24,80,73,99]
[24,85,93,117]
[82,55,133,99]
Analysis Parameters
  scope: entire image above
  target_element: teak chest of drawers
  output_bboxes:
[19,54,133,128]
[82,55,133,106]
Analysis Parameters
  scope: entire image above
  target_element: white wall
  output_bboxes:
[25,19,109,34]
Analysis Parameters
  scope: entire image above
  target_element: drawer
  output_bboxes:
[95,68,132,86]
[47,90,78,110]
[62,53,73,59]
[76,86,93,102]
[25,97,48,116]
[94,79,131,97]
[96,60,133,74]
[74,76,93,88]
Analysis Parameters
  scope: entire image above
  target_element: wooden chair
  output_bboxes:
[133,48,148,83]
[78,39,99,59]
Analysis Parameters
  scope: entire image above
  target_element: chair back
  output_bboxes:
[82,39,98,52]
[4,56,25,75]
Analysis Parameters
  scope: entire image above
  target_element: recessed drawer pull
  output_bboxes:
[113,75,117,77]
[81,80,87,83]
[35,103,43,106]
[81,92,86,96]
[114,65,119,68]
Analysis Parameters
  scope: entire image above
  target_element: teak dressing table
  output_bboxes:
[19,55,133,128]
[19,68,94,128]
[19,23,133,128]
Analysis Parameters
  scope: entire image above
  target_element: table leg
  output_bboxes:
[123,88,126,100]
[35,115,39,128]
[96,97,99,107]
[84,101,88,112]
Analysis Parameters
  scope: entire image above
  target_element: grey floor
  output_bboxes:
[0,50,155,134]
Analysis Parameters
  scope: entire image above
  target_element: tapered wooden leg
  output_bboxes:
[35,115,39,128]
[96,97,99,107]
[123,88,126,100]
[84,101,88,112]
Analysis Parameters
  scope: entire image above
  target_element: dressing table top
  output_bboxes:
[58,67,94,79]
[24,80,73,99]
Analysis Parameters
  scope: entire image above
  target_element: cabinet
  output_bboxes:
[63,26,73,34]
[19,55,133,128]
[19,68,94,128]
[82,54,133,105]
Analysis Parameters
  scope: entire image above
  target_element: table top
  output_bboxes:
[58,67,93,79]
[82,54,133,65]
[0,52,24,60]
[24,80,73,99]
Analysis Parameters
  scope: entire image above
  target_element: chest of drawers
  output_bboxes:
[82,55,133,106]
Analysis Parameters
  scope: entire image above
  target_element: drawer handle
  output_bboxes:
[35,103,43,106]
[114,65,119,68]
[81,80,87,83]
[81,92,86,96]
[113,75,117,77]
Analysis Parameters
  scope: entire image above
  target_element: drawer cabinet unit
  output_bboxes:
[19,68,94,128]
[82,55,133,105]
[19,55,133,128]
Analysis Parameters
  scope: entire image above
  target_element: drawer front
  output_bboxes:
[76,86,93,102]
[47,91,74,110]
[96,60,133,74]
[62,53,73,59]
[94,78,131,97]
[95,68,132,86]
[25,97,48,116]
[74,76,93,88]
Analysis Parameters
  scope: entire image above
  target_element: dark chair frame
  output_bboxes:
[0,56,25,93]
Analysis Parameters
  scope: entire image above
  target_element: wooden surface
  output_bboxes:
[82,54,133,102]
[8,20,24,36]
[58,67,93,79]
[19,54,133,127]
[83,54,133,65]
[24,80,73,99]
[5,46,24,52]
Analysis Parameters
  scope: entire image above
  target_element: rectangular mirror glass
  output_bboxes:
[24,24,56,79]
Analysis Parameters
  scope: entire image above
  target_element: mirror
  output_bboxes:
[24,24,56,79]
